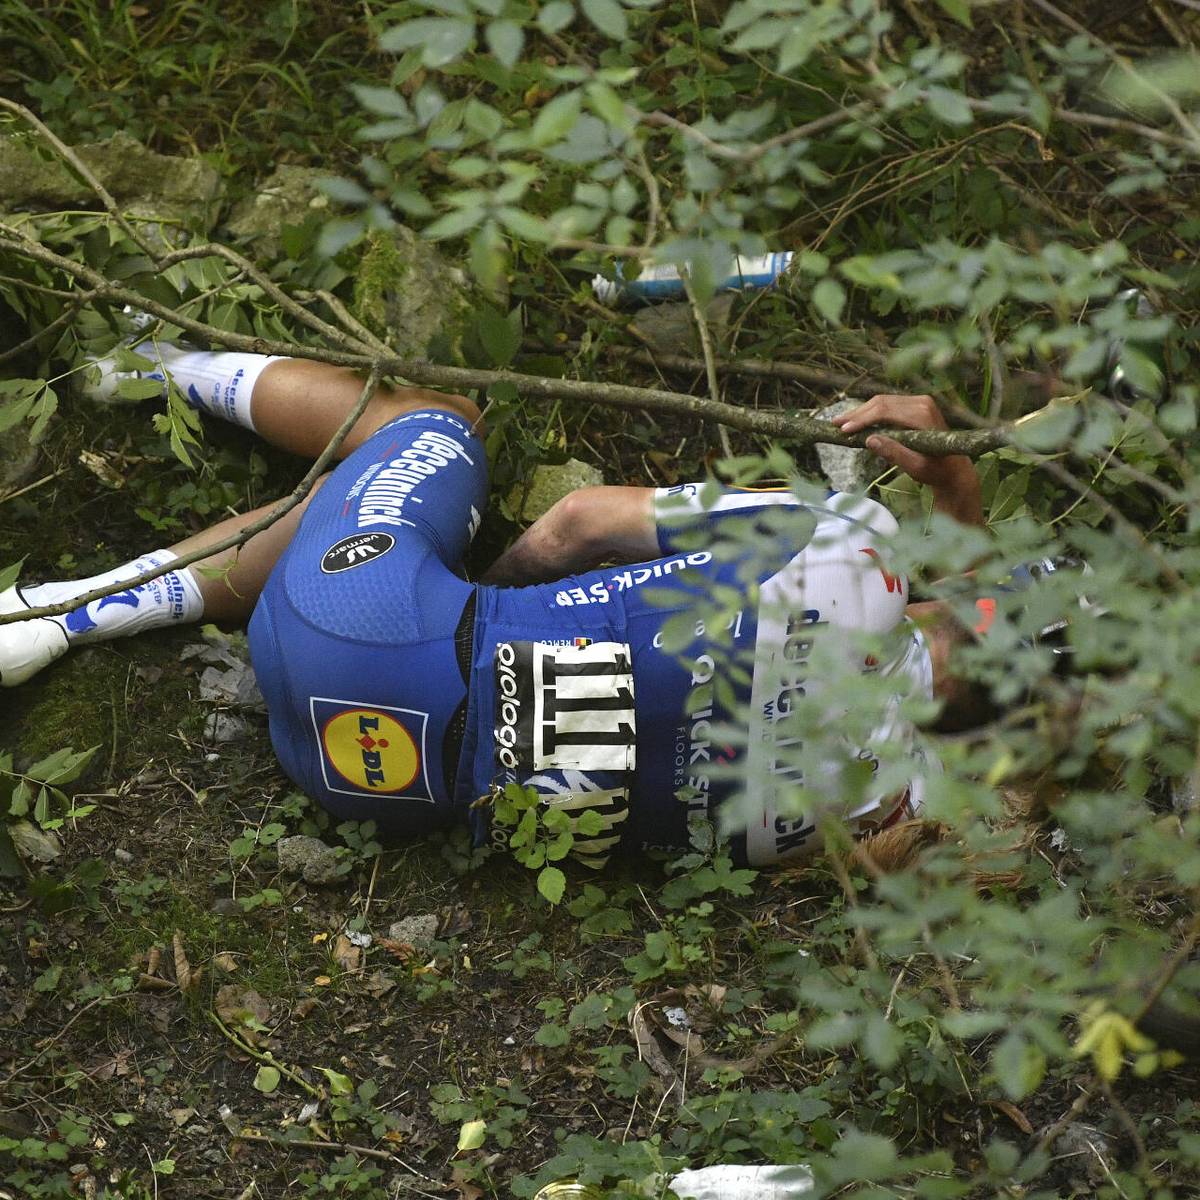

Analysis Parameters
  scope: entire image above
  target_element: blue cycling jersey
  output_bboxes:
[249,412,933,866]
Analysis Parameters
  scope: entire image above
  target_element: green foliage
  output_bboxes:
[4,2,1200,1197]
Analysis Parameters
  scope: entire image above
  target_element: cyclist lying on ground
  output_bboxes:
[0,342,1002,867]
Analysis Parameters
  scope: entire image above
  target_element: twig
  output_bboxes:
[588,341,898,395]
[207,1011,323,1099]
[0,470,67,506]
[681,272,733,457]
[1025,0,1200,152]
[0,290,101,365]
[0,366,383,626]
[231,1129,435,1179]
[642,99,874,162]
[153,243,378,357]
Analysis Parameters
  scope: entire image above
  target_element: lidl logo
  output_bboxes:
[309,698,432,802]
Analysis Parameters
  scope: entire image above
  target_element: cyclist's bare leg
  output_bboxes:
[249,360,481,461]
[168,477,331,623]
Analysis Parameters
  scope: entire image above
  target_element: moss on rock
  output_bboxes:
[351,228,471,359]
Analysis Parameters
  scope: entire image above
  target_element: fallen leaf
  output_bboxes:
[215,986,271,1034]
[377,938,416,963]
[212,952,238,974]
[313,975,332,987]
[985,1098,1034,1135]
[173,930,194,992]
[9,821,62,863]
[332,934,362,974]
[457,1118,486,1152]
[170,1107,195,1128]
[253,1065,281,1094]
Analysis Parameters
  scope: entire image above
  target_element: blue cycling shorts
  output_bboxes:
[248,409,487,834]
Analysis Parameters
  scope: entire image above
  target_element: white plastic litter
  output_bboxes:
[669,1164,815,1199]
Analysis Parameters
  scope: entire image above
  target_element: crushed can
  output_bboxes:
[532,1182,607,1200]
[591,252,793,305]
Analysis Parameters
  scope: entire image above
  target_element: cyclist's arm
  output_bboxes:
[831,394,984,527]
[482,485,657,586]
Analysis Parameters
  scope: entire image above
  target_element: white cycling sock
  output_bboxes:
[145,345,282,432]
[21,550,204,645]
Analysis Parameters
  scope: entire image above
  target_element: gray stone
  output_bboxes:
[9,820,62,863]
[276,835,344,886]
[0,131,222,240]
[507,459,605,523]
[816,397,873,495]
[223,164,334,258]
[114,847,134,864]
[350,227,470,358]
[203,712,249,744]
[1053,1122,1114,1185]
[0,423,40,494]
[387,914,439,945]
[630,293,734,358]
[225,172,470,357]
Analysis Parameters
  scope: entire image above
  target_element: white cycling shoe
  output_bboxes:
[0,586,68,687]
[78,309,163,405]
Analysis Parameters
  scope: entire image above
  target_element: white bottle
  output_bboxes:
[669,1164,815,1199]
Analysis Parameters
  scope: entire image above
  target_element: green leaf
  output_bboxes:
[33,965,63,993]
[380,18,476,68]
[0,393,36,435]
[581,0,628,39]
[925,86,973,126]
[477,305,521,366]
[152,1160,175,1176]
[532,91,583,147]
[320,1068,354,1096]
[116,377,167,402]
[457,1118,487,1151]
[424,208,485,240]
[812,278,846,324]
[485,19,523,69]
[992,1031,1045,1100]
[350,84,411,118]
[538,0,575,34]
[934,0,973,27]
[28,386,58,444]
[0,558,25,592]
[538,866,566,905]
[253,1066,281,1094]
[534,1021,570,1047]
[112,1113,135,1128]
[27,745,99,787]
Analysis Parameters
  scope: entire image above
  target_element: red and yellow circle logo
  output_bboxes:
[321,709,420,793]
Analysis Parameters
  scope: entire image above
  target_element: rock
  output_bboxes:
[226,173,470,357]
[114,847,134,864]
[203,712,249,744]
[351,228,470,358]
[276,835,344,886]
[816,397,873,494]
[507,459,606,523]
[630,293,734,357]
[0,130,222,241]
[9,820,62,863]
[0,423,40,494]
[1053,1122,1114,1186]
[387,914,439,945]
[223,164,334,259]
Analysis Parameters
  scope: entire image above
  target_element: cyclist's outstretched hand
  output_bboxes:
[830,394,983,526]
